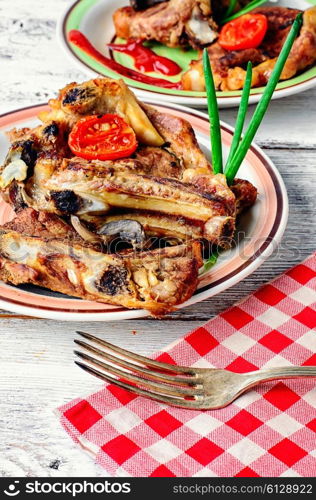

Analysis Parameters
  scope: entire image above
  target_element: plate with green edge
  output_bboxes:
[58,0,316,108]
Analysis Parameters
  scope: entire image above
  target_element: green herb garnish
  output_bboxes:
[203,48,223,174]
[225,14,302,184]
[221,0,268,24]
[225,61,252,171]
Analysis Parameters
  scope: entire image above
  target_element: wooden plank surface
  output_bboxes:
[0,0,315,477]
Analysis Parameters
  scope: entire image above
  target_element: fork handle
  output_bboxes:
[246,366,316,385]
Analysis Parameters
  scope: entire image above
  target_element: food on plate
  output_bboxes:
[108,2,316,91]
[0,11,301,314]
[182,6,316,91]
[0,75,260,315]
[201,13,302,189]
[113,0,251,49]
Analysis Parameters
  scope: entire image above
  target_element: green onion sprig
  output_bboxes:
[225,61,252,171]
[225,0,238,19]
[203,48,223,174]
[225,14,302,184]
[221,0,268,24]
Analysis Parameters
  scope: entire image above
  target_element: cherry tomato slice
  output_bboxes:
[219,14,268,51]
[68,114,137,160]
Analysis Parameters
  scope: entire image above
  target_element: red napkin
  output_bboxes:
[57,254,316,477]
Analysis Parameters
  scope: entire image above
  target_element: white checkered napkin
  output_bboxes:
[57,253,316,477]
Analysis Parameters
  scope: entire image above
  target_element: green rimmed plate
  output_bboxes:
[58,0,316,108]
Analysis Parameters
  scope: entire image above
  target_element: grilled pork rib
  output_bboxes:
[182,6,316,91]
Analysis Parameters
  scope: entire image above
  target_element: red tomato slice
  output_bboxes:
[68,114,137,160]
[219,14,268,51]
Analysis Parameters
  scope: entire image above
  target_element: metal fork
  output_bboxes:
[74,331,316,410]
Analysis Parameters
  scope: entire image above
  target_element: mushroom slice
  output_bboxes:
[98,219,146,248]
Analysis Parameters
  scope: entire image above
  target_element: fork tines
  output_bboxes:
[74,331,204,408]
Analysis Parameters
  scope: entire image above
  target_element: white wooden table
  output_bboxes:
[0,0,315,477]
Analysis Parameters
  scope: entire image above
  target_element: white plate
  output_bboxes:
[58,0,316,108]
